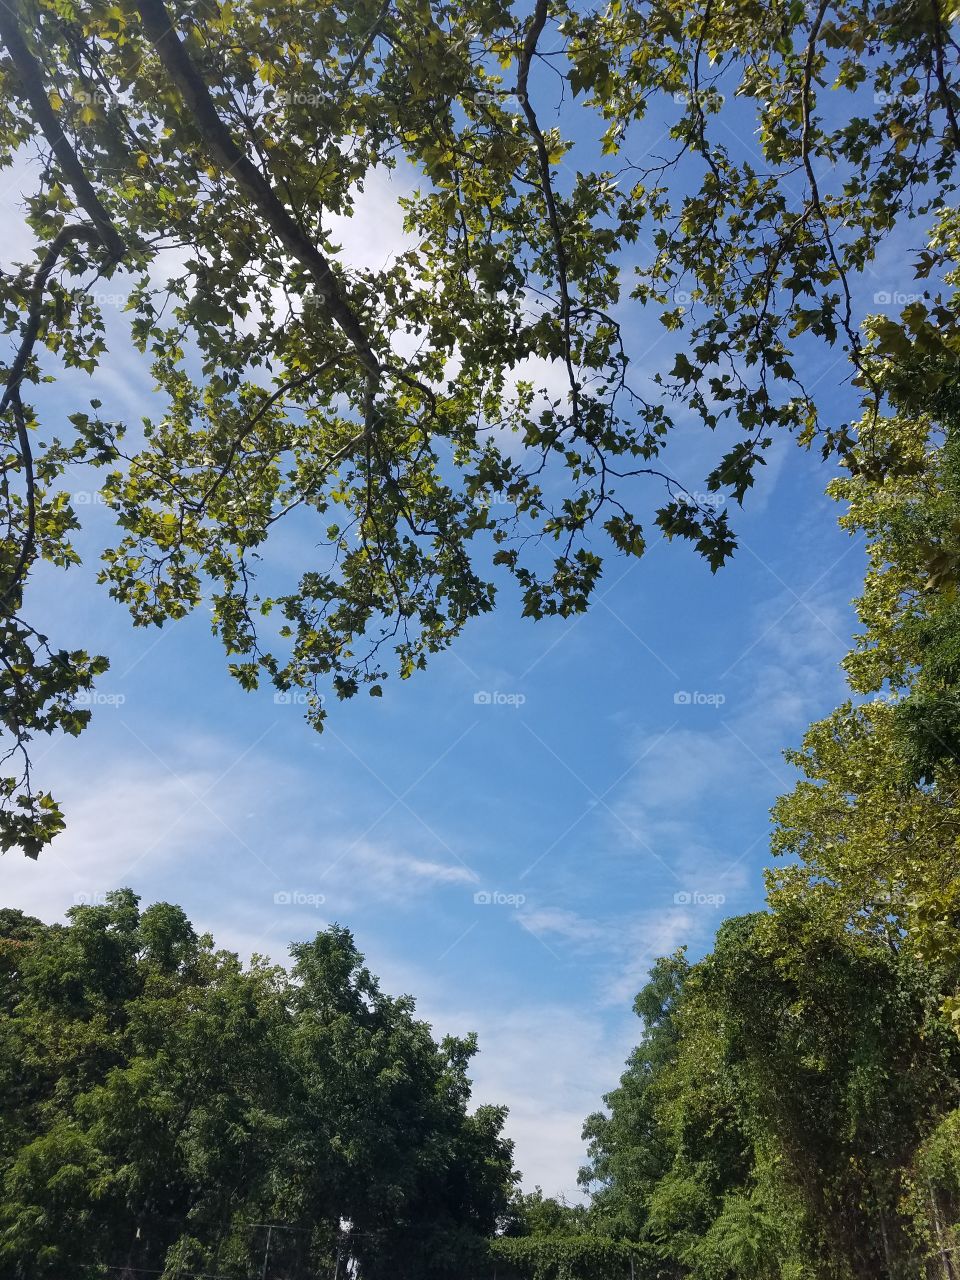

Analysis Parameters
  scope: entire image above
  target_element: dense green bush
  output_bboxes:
[489,1234,661,1280]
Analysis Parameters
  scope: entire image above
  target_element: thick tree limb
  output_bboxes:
[517,0,580,429]
[0,2,125,263]
[931,0,960,154]
[134,0,381,384]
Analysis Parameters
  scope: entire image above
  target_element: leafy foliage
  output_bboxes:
[0,890,516,1278]
[579,334,960,1273]
[579,914,960,1278]
[768,344,960,1013]
[490,1234,658,1280]
[2,0,960,853]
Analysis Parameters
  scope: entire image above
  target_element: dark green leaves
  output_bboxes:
[0,894,517,1276]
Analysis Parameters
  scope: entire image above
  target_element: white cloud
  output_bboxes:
[1,755,256,922]
[616,727,745,825]
[518,906,608,948]
[424,997,638,1200]
[315,837,478,907]
[1,727,479,932]
[516,899,708,1011]
[325,165,415,277]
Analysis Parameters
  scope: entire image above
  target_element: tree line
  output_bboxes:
[0,893,517,1277]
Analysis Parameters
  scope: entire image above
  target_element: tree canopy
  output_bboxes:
[7,2,960,1265]
[0,890,517,1277]
[2,0,960,853]
[579,911,960,1278]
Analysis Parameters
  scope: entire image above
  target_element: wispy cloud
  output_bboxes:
[317,838,478,907]
[1,750,271,922]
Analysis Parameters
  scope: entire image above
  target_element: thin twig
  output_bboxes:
[0,225,103,609]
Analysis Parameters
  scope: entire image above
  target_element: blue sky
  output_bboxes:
[0,53,924,1196]
[2,352,866,1195]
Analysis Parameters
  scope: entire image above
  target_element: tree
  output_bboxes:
[1,0,959,855]
[580,951,691,1241]
[581,912,960,1279]
[699,909,960,1278]
[507,1186,589,1237]
[0,890,517,1277]
[768,343,960,1014]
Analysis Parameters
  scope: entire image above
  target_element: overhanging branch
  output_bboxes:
[0,2,125,263]
[517,0,580,431]
[0,224,103,611]
[135,0,381,387]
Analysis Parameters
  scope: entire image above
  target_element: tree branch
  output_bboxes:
[192,362,338,514]
[0,224,101,417]
[0,395,33,614]
[134,0,380,386]
[930,0,960,154]
[801,0,859,358]
[0,224,105,611]
[517,0,580,429]
[0,2,125,263]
